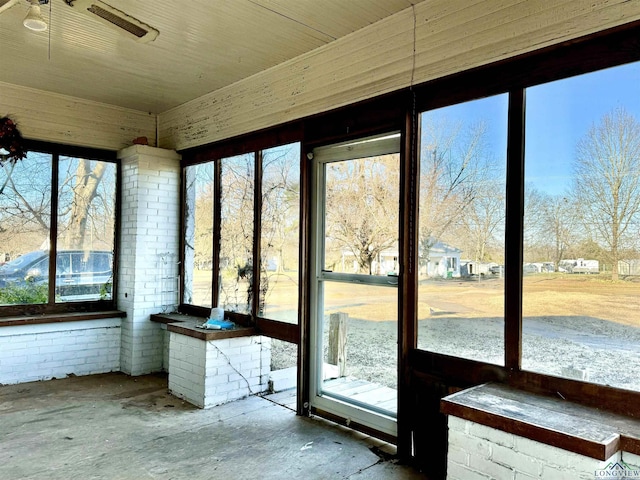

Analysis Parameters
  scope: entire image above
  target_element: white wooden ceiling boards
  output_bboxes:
[0,0,414,113]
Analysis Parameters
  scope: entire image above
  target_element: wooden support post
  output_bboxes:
[328,312,348,377]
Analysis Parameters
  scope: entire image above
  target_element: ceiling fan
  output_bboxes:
[0,0,159,43]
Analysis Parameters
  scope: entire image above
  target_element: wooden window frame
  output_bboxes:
[180,125,304,345]
[179,21,640,457]
[409,21,640,420]
[0,140,119,318]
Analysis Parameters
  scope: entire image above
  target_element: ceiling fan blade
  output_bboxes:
[63,0,159,43]
[0,0,21,15]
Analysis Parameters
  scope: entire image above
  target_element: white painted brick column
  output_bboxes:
[117,145,181,376]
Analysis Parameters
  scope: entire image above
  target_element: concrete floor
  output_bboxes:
[0,372,429,480]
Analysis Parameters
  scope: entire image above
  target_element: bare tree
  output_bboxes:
[189,164,215,270]
[59,159,107,249]
[524,185,578,268]
[541,195,577,270]
[461,179,505,263]
[0,154,114,258]
[325,155,399,275]
[572,107,640,280]
[261,146,299,275]
[0,153,52,254]
[256,145,301,318]
[219,155,254,312]
[186,148,300,313]
[523,183,546,263]
[419,118,493,271]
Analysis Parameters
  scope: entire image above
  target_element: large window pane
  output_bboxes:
[321,282,398,415]
[56,157,116,302]
[260,143,300,323]
[417,95,508,365]
[323,153,400,277]
[183,162,214,307]
[523,62,640,391]
[219,154,254,313]
[0,153,52,305]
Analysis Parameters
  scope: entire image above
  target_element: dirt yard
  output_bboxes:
[192,270,640,392]
[268,273,640,393]
[420,274,640,326]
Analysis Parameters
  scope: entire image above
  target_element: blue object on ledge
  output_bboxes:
[202,318,235,330]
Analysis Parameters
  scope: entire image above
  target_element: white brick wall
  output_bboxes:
[623,452,640,470]
[168,333,271,408]
[117,145,181,376]
[168,333,206,406]
[162,325,170,371]
[446,417,629,480]
[0,319,121,385]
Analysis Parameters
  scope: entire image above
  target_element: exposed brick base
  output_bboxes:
[447,417,640,480]
[168,332,271,408]
[0,319,121,385]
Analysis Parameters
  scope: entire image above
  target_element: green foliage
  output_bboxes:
[0,282,48,304]
[99,280,112,300]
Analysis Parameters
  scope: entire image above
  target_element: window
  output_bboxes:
[259,143,300,323]
[219,153,255,314]
[175,28,640,426]
[0,146,117,310]
[417,95,508,365]
[409,32,640,405]
[183,162,214,307]
[523,61,640,391]
[182,142,301,325]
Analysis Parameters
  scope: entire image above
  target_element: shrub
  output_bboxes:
[0,282,48,304]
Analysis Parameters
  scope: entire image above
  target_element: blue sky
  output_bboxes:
[421,93,509,171]
[526,61,640,195]
[421,60,640,196]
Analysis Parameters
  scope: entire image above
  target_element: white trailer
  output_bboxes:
[562,258,599,274]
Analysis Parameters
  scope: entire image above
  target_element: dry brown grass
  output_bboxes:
[422,274,640,326]
[194,270,640,326]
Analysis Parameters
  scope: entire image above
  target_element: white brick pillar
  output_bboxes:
[117,145,181,375]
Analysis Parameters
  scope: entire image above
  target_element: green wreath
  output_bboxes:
[0,116,27,165]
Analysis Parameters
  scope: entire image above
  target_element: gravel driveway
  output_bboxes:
[272,314,640,392]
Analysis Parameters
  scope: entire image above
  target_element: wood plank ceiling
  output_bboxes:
[0,0,416,113]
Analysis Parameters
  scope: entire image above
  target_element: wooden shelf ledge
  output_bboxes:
[0,310,126,328]
[150,313,256,341]
[441,382,640,460]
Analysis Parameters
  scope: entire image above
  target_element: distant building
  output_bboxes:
[618,259,640,276]
[560,259,599,274]
[419,241,462,278]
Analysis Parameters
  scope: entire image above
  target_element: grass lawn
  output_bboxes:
[193,270,639,327]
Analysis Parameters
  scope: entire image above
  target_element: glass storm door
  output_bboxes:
[310,133,400,437]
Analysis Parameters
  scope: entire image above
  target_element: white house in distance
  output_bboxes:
[339,240,462,278]
[339,245,400,275]
[420,240,462,278]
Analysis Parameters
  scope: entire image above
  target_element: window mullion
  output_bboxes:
[253,150,263,322]
[212,160,221,309]
[48,153,59,305]
[504,88,525,371]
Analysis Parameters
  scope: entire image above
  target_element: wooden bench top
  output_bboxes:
[441,382,640,460]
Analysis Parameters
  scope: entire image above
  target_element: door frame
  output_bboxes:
[308,132,401,438]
